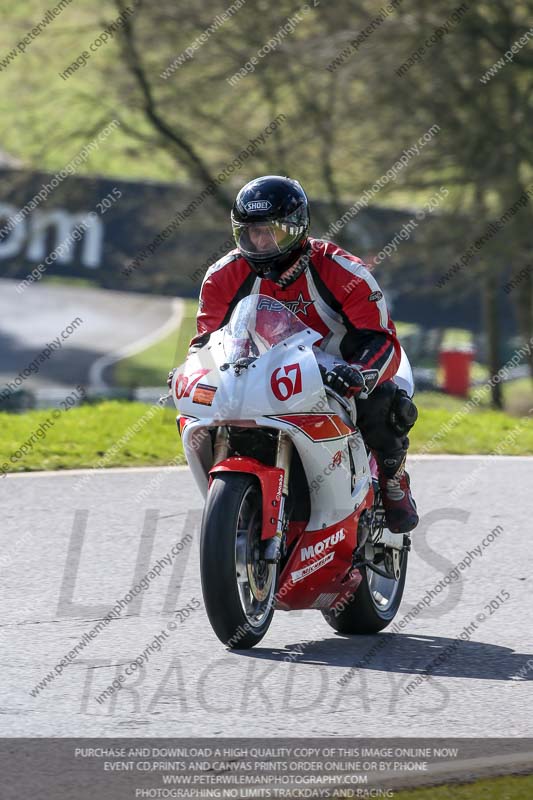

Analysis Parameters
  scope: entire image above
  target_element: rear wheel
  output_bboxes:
[322,497,409,634]
[323,551,408,634]
[200,473,277,648]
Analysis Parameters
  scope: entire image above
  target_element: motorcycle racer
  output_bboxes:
[182,175,419,533]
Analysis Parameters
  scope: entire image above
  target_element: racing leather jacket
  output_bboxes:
[189,238,401,393]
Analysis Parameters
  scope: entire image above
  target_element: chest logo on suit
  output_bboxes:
[282,292,314,317]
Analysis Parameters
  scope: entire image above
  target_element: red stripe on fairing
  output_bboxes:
[272,413,354,441]
[330,416,355,436]
[178,415,197,436]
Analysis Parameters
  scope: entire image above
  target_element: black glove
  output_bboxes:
[324,364,365,398]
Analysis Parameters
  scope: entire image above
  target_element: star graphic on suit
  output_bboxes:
[284,292,314,316]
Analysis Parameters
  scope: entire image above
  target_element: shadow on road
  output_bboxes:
[232,632,533,682]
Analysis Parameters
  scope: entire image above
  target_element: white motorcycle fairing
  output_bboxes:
[173,300,373,532]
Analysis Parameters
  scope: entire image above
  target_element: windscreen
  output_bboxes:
[222,294,308,364]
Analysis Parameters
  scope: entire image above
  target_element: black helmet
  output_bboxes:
[231,175,310,286]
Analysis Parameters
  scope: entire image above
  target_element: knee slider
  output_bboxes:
[390,389,418,435]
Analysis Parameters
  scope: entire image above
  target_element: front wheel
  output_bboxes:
[200,473,277,648]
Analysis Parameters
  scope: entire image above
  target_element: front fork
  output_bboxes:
[264,432,292,562]
[213,426,230,464]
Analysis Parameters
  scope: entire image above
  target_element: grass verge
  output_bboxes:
[410,397,533,455]
[393,773,533,799]
[0,402,183,475]
[1,395,532,476]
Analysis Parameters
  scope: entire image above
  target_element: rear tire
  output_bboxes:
[322,550,407,634]
[200,473,276,648]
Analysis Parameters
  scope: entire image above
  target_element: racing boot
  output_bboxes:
[376,452,419,533]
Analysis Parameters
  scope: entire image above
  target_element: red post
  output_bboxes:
[439,346,474,397]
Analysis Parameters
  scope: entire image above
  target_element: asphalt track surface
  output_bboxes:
[1,456,532,738]
[0,279,180,389]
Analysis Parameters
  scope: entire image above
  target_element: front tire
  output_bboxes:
[200,473,277,648]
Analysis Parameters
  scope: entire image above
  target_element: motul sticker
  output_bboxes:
[290,552,334,583]
[300,528,345,561]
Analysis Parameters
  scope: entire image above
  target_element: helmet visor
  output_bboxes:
[232,219,305,262]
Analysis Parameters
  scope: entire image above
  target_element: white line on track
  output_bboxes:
[5,465,189,478]
[410,453,533,461]
[4,453,533,479]
[88,298,184,389]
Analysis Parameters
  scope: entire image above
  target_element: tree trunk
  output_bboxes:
[514,267,533,382]
[483,269,504,409]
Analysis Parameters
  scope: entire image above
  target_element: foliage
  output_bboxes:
[2,0,533,403]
